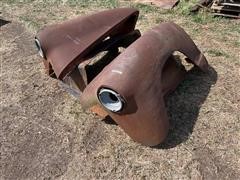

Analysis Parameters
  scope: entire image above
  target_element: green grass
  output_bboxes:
[2,0,35,3]
[19,16,41,30]
[67,0,119,8]
[2,0,239,48]
[2,0,236,25]
[207,49,230,58]
[1,1,240,179]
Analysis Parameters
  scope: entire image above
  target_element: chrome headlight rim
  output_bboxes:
[97,87,125,113]
[34,37,45,59]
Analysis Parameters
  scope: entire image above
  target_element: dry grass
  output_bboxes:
[1,0,240,179]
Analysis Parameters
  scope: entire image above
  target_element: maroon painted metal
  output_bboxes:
[35,8,209,146]
[80,23,208,146]
[35,8,139,79]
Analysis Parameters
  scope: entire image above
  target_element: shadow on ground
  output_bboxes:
[102,66,217,148]
[156,65,217,149]
[0,18,11,27]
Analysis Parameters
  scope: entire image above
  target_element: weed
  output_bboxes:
[19,15,41,30]
[68,0,119,8]
[131,3,157,13]
[207,49,229,57]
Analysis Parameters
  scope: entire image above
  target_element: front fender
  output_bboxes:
[80,22,208,146]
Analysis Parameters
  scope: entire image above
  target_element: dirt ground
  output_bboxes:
[1,1,240,180]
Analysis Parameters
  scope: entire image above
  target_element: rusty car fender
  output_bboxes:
[35,8,139,79]
[35,8,209,146]
[80,22,208,146]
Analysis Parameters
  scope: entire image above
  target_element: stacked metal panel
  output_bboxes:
[211,0,240,18]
